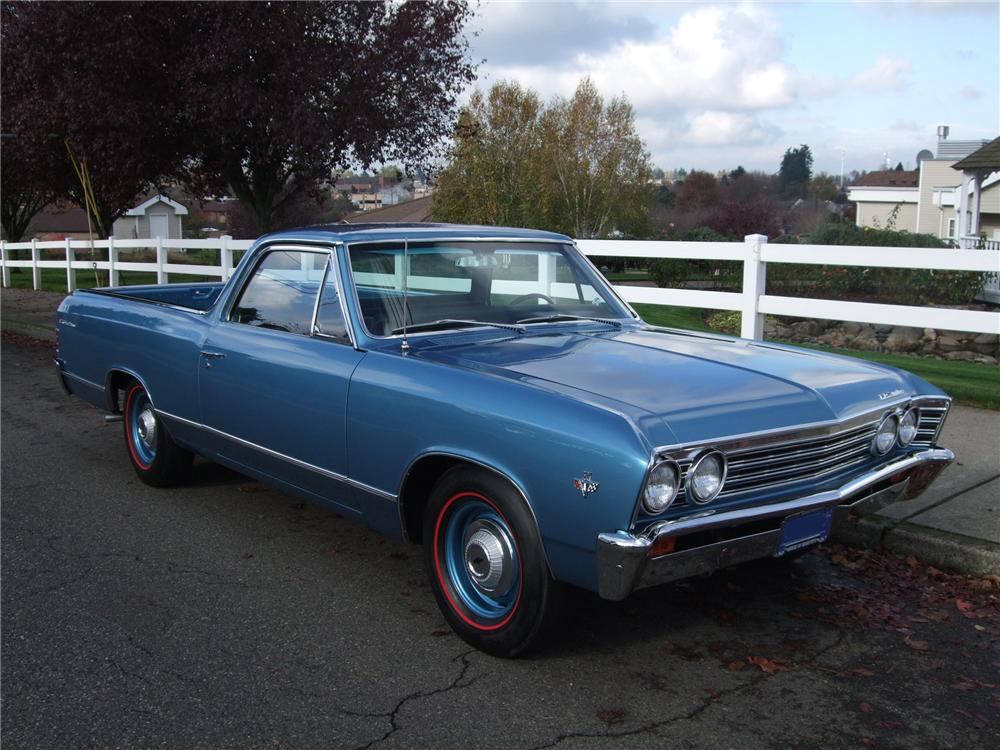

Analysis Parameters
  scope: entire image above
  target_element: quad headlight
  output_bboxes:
[643,460,680,514]
[898,407,919,447]
[873,413,898,455]
[688,450,727,504]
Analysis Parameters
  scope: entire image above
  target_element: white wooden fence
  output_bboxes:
[1,233,998,338]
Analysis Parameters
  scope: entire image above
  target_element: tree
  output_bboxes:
[676,171,720,211]
[538,79,652,238]
[808,173,839,204]
[181,2,475,233]
[894,161,904,171]
[434,78,652,238]
[778,144,813,200]
[432,82,545,228]
[2,2,191,237]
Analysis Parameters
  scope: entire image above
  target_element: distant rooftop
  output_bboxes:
[854,169,918,188]
[952,136,1000,171]
[936,139,990,160]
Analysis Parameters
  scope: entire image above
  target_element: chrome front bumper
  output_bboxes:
[596,448,954,600]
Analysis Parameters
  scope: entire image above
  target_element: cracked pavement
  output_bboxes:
[3,338,998,749]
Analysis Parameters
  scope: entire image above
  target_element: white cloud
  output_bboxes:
[686,111,781,146]
[477,5,809,115]
[853,55,913,92]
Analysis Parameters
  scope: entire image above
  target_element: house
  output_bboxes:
[27,203,92,240]
[339,195,433,224]
[952,136,1000,248]
[111,194,188,240]
[848,130,997,242]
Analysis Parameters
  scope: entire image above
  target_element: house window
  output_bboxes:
[946,218,957,239]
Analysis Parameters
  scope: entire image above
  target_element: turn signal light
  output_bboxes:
[650,536,677,557]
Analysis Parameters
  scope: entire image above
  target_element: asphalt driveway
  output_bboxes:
[2,337,997,749]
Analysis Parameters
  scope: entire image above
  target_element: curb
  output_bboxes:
[833,513,1000,578]
[1,317,57,342]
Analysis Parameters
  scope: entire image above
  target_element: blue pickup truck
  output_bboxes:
[56,223,954,656]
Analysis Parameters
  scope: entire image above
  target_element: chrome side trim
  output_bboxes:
[75,288,212,316]
[156,409,397,502]
[62,370,106,392]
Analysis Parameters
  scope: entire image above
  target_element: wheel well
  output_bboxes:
[399,455,466,544]
[105,370,138,413]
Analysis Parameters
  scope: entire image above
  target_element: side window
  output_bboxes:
[315,266,350,343]
[231,249,327,335]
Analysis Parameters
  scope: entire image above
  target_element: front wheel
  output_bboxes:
[123,382,192,487]
[423,467,561,657]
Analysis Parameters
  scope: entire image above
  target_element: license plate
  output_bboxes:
[776,508,834,556]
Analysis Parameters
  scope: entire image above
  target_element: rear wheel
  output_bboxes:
[122,382,192,486]
[424,466,561,658]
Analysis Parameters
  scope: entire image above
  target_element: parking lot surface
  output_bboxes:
[3,337,998,749]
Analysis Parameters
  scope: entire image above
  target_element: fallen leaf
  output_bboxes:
[747,656,792,674]
[860,736,875,747]
[853,667,876,677]
[904,636,930,652]
[955,599,974,616]
[727,660,746,671]
[905,555,919,570]
[238,483,269,493]
[831,553,850,566]
[859,701,874,713]
[596,708,626,728]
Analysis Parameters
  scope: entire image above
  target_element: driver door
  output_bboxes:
[198,245,365,514]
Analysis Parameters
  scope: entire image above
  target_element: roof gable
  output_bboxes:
[125,194,189,216]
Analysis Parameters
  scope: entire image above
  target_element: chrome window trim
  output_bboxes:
[572,240,641,320]
[342,237,634,341]
[156,409,396,502]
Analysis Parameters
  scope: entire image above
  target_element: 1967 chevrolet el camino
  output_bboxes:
[56,223,954,656]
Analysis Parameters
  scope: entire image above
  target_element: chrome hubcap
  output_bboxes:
[137,408,157,448]
[463,520,514,593]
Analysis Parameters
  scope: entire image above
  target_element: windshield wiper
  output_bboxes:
[515,314,622,328]
[391,319,526,335]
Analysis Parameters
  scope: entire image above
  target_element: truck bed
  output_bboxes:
[78,282,226,312]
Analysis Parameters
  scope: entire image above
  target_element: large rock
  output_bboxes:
[885,327,922,353]
[944,350,977,362]
[935,335,963,353]
[843,321,865,336]
[791,320,822,337]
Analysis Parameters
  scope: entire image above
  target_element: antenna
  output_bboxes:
[401,237,410,353]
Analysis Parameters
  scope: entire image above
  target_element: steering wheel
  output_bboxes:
[508,292,556,306]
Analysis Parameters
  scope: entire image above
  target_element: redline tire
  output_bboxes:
[122,381,192,487]
[423,466,562,657]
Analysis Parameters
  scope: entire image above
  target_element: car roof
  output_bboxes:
[257,222,572,245]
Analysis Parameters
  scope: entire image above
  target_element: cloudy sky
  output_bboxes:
[466,0,998,176]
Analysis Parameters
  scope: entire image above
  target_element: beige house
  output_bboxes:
[849,134,998,243]
[953,137,1000,247]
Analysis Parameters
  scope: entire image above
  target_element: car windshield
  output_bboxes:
[346,240,631,337]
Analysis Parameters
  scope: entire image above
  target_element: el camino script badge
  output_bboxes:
[573,472,599,497]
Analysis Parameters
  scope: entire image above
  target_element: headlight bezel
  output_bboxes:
[687,449,727,505]
[898,406,919,447]
[872,413,899,455]
[642,459,681,514]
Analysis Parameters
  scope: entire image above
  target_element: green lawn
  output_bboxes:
[604,270,652,283]
[631,303,999,411]
[4,267,212,291]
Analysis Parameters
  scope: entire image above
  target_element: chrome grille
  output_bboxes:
[911,404,948,447]
[673,421,878,504]
[653,396,951,515]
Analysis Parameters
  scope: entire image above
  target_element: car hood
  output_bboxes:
[411,326,920,446]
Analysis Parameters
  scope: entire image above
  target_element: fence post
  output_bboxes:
[65,238,76,292]
[740,234,768,340]
[1,240,9,288]
[220,235,233,280]
[155,236,166,284]
[107,236,118,287]
[31,238,41,290]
